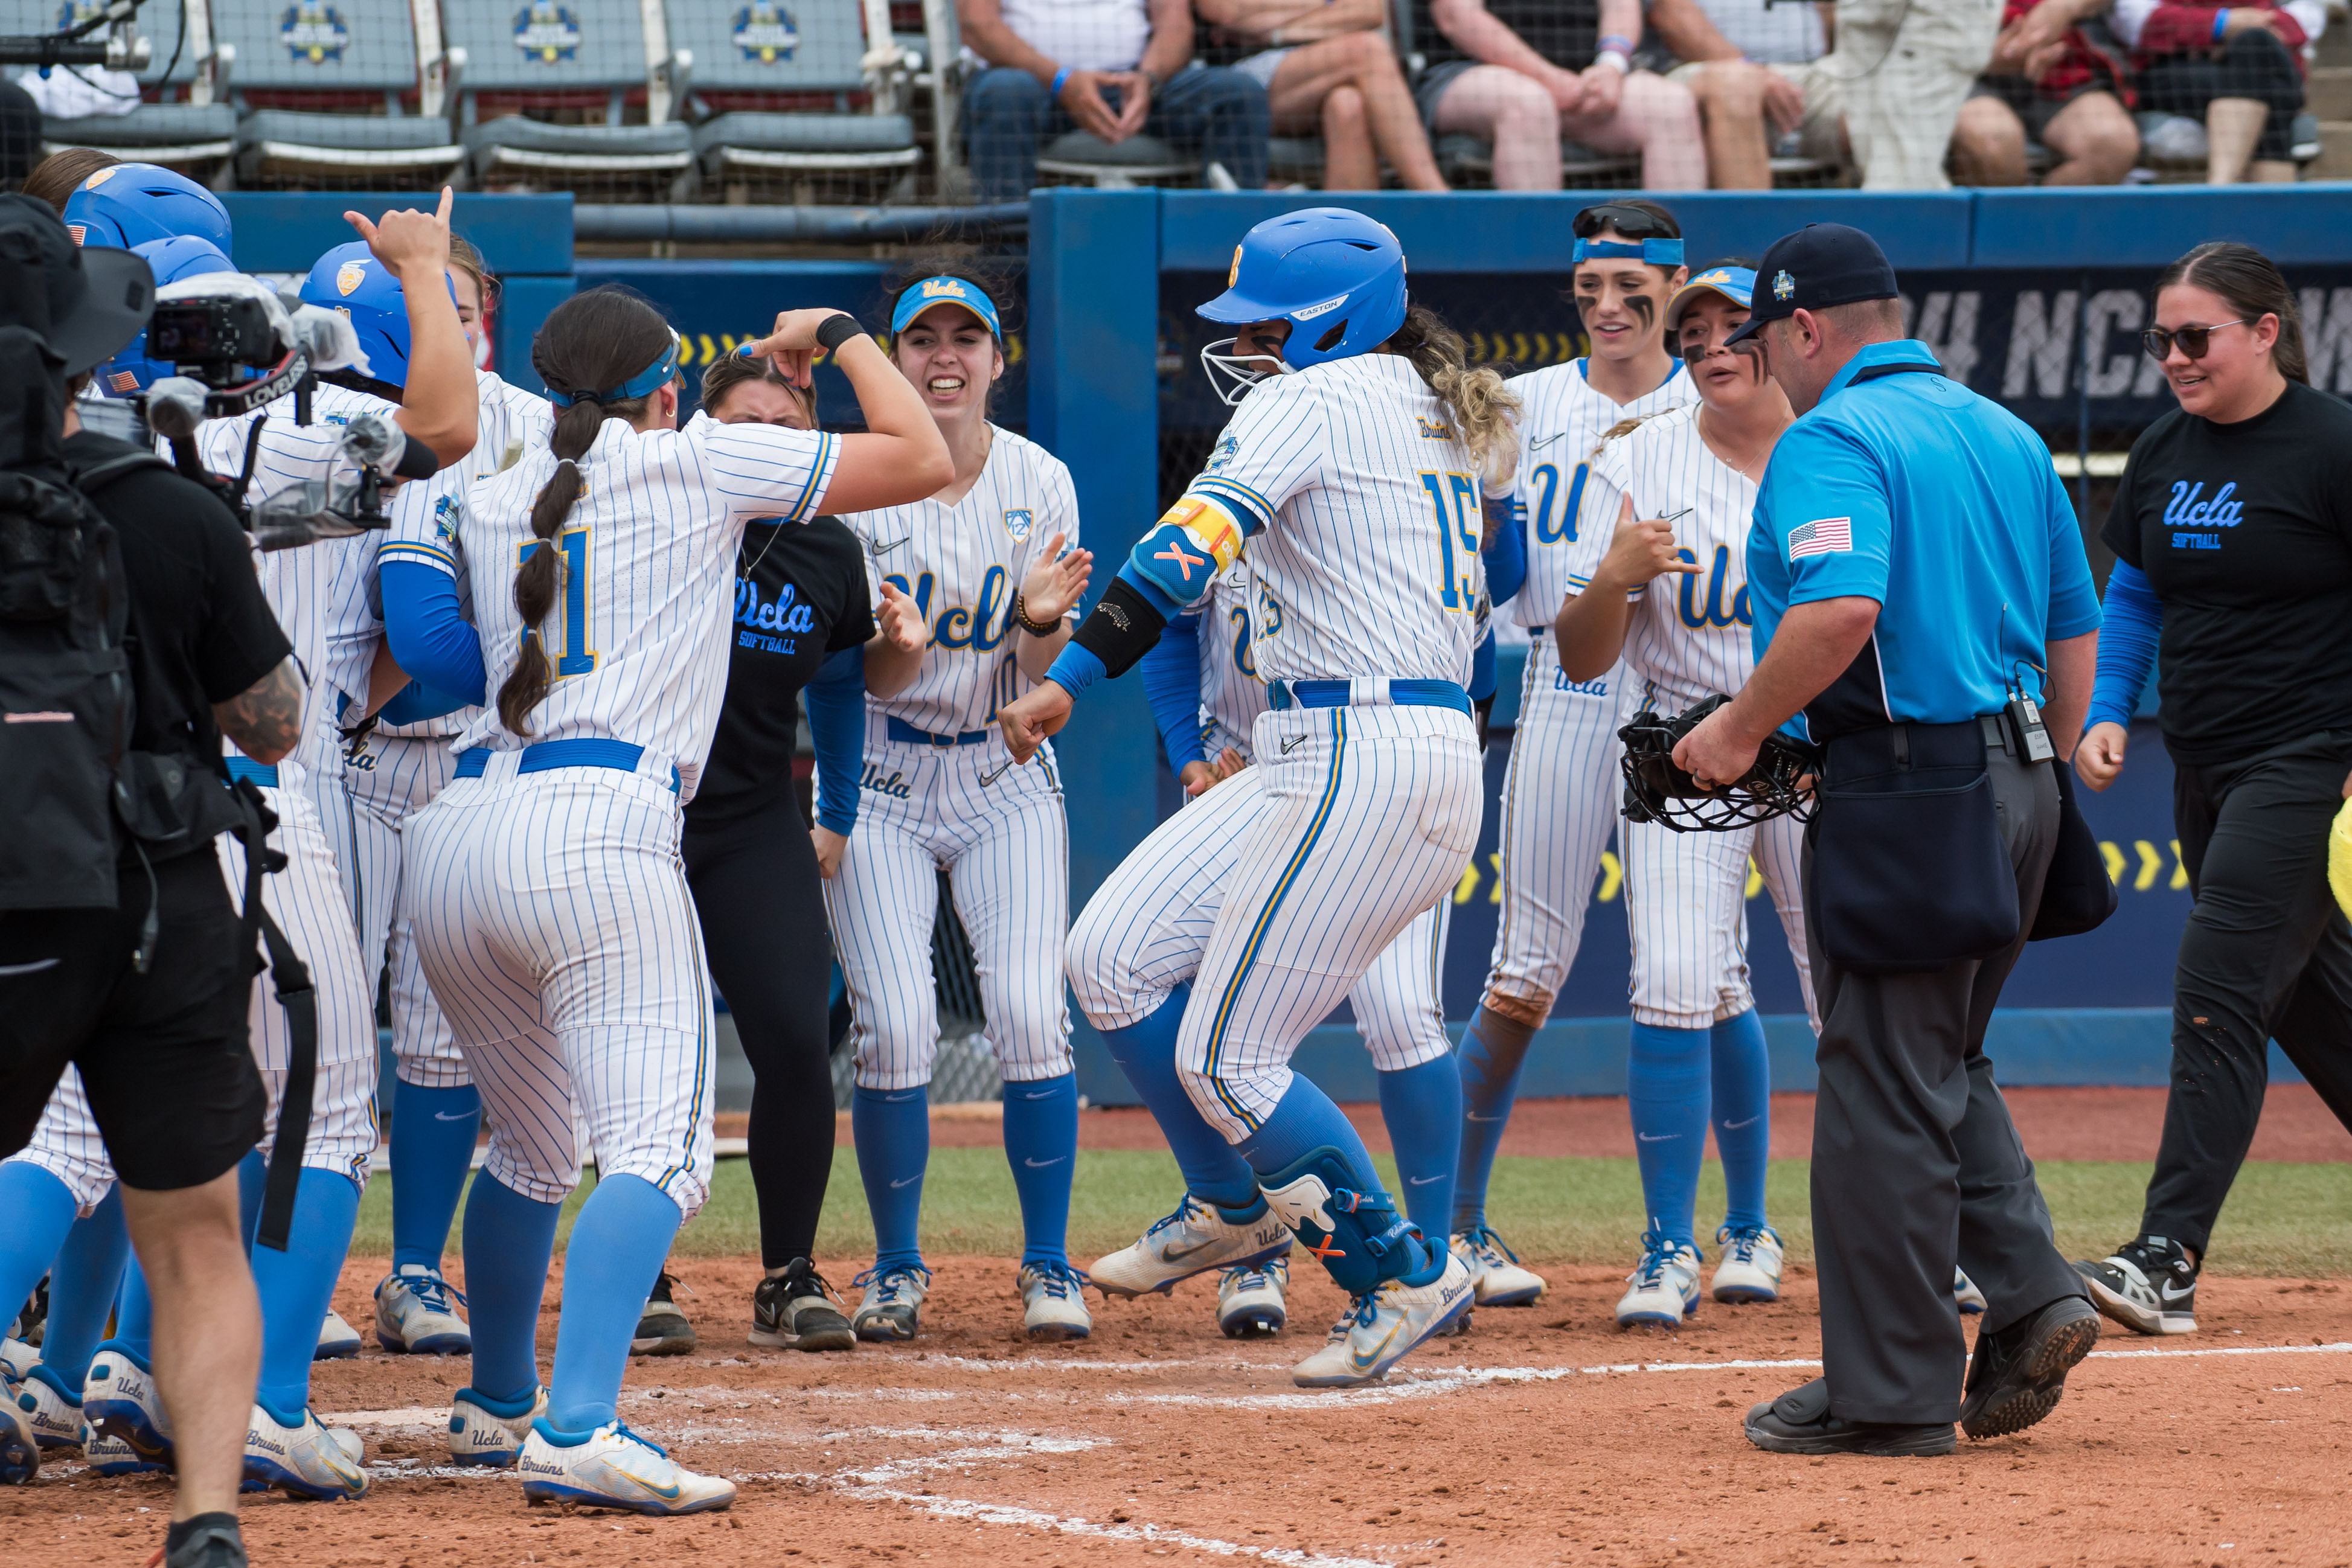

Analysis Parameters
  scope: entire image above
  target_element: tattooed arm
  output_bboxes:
[214,656,307,765]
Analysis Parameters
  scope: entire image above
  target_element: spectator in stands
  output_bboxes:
[960,0,1272,199]
[1414,0,1706,190]
[2112,0,2320,183]
[24,149,118,215]
[1836,0,2004,188]
[1950,0,2141,184]
[1646,0,1845,188]
[1196,0,1450,190]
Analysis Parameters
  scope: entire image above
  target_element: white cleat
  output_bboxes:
[1291,1254,1473,1389]
[315,1310,362,1361]
[1617,1237,1703,1329]
[448,1384,548,1468]
[1711,1224,1786,1304]
[849,1264,931,1343]
[518,1419,736,1515]
[83,1343,172,1470]
[15,1366,83,1450]
[243,1404,369,1500]
[83,1426,158,1476]
[1019,1263,1093,1342]
[1452,1225,1548,1307]
[376,1266,473,1355]
[1955,1268,1988,1315]
[1217,1254,1290,1339]
[0,1391,34,1485]
[0,1336,36,1384]
[1090,1194,1292,1298]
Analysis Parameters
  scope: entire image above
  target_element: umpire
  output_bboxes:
[1676,223,2106,1456]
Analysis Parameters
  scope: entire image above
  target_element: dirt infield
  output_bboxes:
[8,1255,2349,1568]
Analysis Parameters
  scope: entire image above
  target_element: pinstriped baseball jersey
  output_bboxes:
[1507,359,1697,628]
[1197,562,1270,760]
[1566,403,1760,711]
[448,410,840,798]
[1180,354,1482,686]
[332,731,467,1083]
[841,424,1078,736]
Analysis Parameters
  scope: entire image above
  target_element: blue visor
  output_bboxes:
[1572,237,1685,267]
[550,329,681,408]
[1665,266,1758,331]
[891,275,1003,341]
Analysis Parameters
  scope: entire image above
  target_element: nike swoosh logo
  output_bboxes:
[2161,1280,2196,1301]
[1722,1115,1760,1130]
[1407,1174,1443,1185]
[0,958,61,976]
[869,535,911,555]
[889,1175,921,1189]
[1281,734,1306,754]
[1022,1156,1067,1169]
[1531,432,1566,450]
[433,1110,475,1121]
[1350,1314,1408,1372]
[1161,1240,1216,1263]
[1635,1131,1679,1143]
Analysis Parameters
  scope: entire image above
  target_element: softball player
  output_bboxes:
[1452,199,1697,1311]
[824,271,1097,1345]
[1010,208,1511,1388]
[1552,266,1819,1327]
[393,287,947,1514]
[1092,554,1465,1339]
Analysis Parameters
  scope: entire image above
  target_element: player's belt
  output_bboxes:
[1266,678,1470,716]
[885,717,992,747]
[453,738,682,793]
[224,757,280,788]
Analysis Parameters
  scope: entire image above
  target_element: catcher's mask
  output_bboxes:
[1619,694,1819,833]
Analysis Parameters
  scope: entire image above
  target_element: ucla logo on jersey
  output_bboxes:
[1554,669,1609,697]
[1417,416,1455,440]
[1001,508,1033,545]
[860,763,913,800]
[281,3,351,63]
[735,578,815,653]
[335,259,368,296]
[514,1,582,62]
[347,745,378,772]
[1675,545,1752,630]
[1772,269,1795,302]
[883,566,1015,652]
[733,1,798,62]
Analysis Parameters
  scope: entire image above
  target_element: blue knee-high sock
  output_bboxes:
[852,1084,930,1273]
[1627,1023,1711,1250]
[0,1163,77,1334]
[391,1080,480,1273]
[461,1172,562,1404]
[1100,984,1259,1212]
[251,1168,360,1424]
[237,1147,266,1250]
[1453,1006,1540,1234]
[1377,1057,1462,1240]
[546,1174,681,1434]
[1002,1072,1077,1269]
[1709,1009,1772,1234]
[42,1187,129,1385]
[112,1148,264,1363]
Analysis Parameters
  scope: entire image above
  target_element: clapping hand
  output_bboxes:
[1017,531,1095,627]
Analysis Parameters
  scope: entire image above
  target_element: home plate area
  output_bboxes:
[6,1257,2349,1566]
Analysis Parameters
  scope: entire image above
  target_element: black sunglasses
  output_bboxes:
[1573,202,1676,242]
[2141,319,2251,362]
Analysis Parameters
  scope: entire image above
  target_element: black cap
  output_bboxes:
[0,193,153,375]
[1723,223,1898,345]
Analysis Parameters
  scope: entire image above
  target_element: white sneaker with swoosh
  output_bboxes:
[1616,1234,1703,1328]
[1710,1224,1784,1304]
[376,1264,473,1355]
[1017,1262,1094,1342]
[518,1419,735,1514]
[1452,1225,1548,1307]
[850,1263,931,1342]
[1091,1194,1293,1297]
[243,1404,370,1500]
[1290,1253,1473,1389]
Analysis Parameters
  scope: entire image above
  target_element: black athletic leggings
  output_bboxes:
[682,794,836,1270]
[2142,732,2352,1256]
[2138,30,2305,162]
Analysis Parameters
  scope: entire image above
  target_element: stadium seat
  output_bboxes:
[665,0,920,199]
[10,0,236,173]
[217,0,461,187]
[443,0,693,196]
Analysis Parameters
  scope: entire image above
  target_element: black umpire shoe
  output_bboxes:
[749,1258,856,1352]
[162,1512,246,1568]
[1959,1293,2100,1440]
[1743,1378,1956,1456]
[631,1272,698,1356]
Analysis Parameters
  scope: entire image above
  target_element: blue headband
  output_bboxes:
[549,329,681,408]
[890,275,1003,341]
[1572,237,1685,266]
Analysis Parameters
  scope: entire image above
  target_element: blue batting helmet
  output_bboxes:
[301,241,420,389]
[94,235,237,396]
[1199,207,1407,371]
[63,163,234,255]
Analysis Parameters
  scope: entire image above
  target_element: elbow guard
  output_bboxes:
[1071,576,1170,680]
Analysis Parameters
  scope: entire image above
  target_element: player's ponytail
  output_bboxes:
[1385,305,1522,488]
[499,287,673,735]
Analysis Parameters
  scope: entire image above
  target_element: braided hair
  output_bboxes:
[496,287,673,734]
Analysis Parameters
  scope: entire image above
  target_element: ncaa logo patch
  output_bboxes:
[1772,270,1795,302]
[1206,434,1239,472]
[83,166,117,190]
[1002,508,1034,543]
[336,260,367,296]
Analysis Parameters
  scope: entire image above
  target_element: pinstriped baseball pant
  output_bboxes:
[822,734,1073,1093]
[1067,764,1456,1073]
[1621,808,1818,1031]
[1175,704,1484,1141]
[326,732,469,1088]
[405,766,717,1218]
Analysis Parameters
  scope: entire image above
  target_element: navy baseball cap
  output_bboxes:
[1723,223,1899,345]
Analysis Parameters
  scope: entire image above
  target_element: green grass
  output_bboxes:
[354,1151,2352,1278]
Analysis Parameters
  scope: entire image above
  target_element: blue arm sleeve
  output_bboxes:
[1483,493,1526,609]
[1139,613,1208,773]
[380,560,487,707]
[2086,560,2161,732]
[804,646,866,836]
[373,679,472,728]
[1469,629,1498,703]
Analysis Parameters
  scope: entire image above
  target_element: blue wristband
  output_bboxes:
[2213,9,2230,39]
[1051,65,1071,96]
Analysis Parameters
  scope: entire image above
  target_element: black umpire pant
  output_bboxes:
[2141,732,2352,1257]
[1806,743,2088,1426]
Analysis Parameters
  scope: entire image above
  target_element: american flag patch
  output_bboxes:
[107,369,140,393]
[1788,517,1853,560]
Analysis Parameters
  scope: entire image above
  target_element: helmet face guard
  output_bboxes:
[1618,694,1819,833]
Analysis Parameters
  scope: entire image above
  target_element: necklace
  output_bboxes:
[1698,407,1783,482]
[738,518,784,583]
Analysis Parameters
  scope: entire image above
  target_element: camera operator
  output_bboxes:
[0,197,300,1568]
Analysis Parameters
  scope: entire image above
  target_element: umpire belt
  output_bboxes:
[885,716,993,747]
[454,737,682,793]
[1267,677,1470,716]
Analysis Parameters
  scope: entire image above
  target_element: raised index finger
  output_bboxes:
[435,186,455,225]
